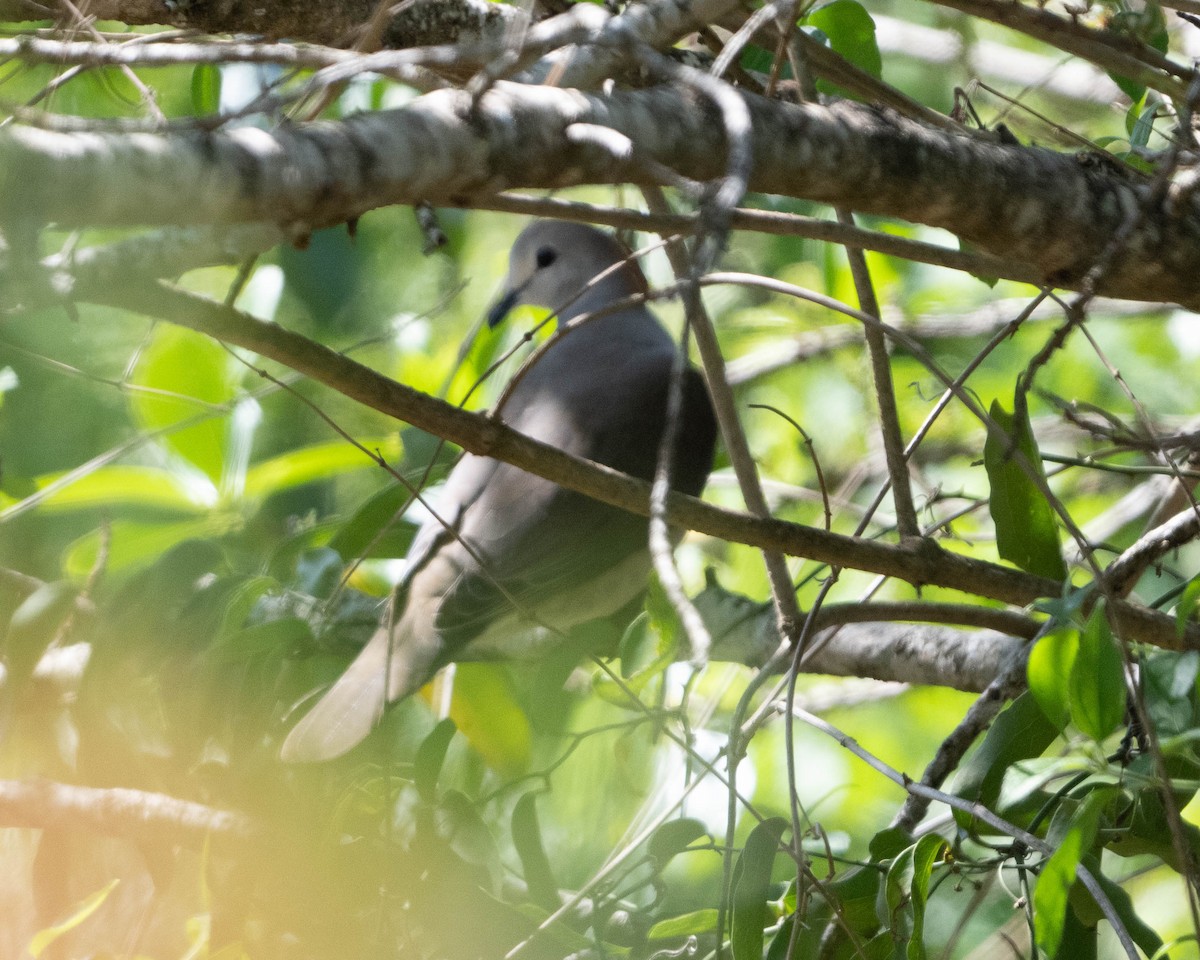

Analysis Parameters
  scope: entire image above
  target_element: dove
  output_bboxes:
[281,220,716,762]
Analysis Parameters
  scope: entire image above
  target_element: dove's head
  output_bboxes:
[487,220,649,328]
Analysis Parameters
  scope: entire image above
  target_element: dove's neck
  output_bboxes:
[556,279,658,336]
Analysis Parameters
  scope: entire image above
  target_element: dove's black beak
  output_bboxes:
[486,288,520,328]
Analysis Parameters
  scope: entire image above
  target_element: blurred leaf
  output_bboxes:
[436,789,499,868]
[190,63,222,115]
[24,465,211,514]
[512,793,558,911]
[1176,575,1200,638]
[4,580,79,691]
[129,325,237,482]
[953,691,1060,829]
[984,398,1067,581]
[648,908,718,940]
[28,878,119,958]
[805,0,882,80]
[414,717,457,803]
[62,515,235,580]
[244,436,402,500]
[1068,604,1124,742]
[883,835,946,960]
[1028,624,1078,731]
[329,482,419,561]
[448,663,531,776]
[731,817,787,960]
[1033,793,1104,958]
[1142,649,1200,738]
[647,818,709,868]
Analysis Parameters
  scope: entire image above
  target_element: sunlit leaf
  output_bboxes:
[28,879,119,958]
[447,663,531,776]
[805,0,882,80]
[244,435,402,500]
[984,397,1067,581]
[1028,624,1079,731]
[1068,604,1124,742]
[129,325,237,482]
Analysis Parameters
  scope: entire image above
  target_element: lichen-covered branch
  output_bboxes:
[3,81,1198,306]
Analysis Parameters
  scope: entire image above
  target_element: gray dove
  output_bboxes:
[281,220,717,762]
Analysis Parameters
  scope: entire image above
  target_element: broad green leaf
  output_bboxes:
[1142,649,1199,738]
[1071,857,1164,959]
[1033,793,1104,958]
[1028,624,1079,731]
[63,516,236,580]
[512,793,558,911]
[28,879,119,957]
[647,818,709,867]
[25,465,211,514]
[883,835,946,960]
[244,436,402,500]
[984,398,1067,581]
[414,717,457,802]
[648,908,719,940]
[1068,605,1124,742]
[191,63,222,115]
[805,0,882,80]
[329,482,418,561]
[129,325,237,482]
[953,692,1060,830]
[446,663,531,777]
[731,817,787,960]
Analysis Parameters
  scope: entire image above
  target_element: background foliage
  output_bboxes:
[2,1,1200,958]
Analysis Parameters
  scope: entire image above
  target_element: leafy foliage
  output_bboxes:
[1,1,1200,959]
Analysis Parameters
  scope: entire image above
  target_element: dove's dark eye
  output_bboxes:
[535,246,558,269]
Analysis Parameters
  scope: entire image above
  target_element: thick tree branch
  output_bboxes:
[0,778,255,846]
[4,82,1197,305]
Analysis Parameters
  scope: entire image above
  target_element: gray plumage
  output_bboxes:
[280,221,717,763]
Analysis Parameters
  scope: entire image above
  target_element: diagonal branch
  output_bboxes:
[60,273,1200,653]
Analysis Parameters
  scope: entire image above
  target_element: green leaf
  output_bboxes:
[1128,95,1161,148]
[648,908,719,941]
[1176,575,1200,638]
[647,818,709,867]
[414,717,457,802]
[731,817,787,960]
[512,793,558,911]
[1033,794,1104,958]
[28,879,119,957]
[1027,624,1079,731]
[244,436,402,500]
[329,483,418,561]
[1068,604,1124,742]
[883,835,946,960]
[804,0,882,80]
[447,663,531,777]
[1142,649,1199,738]
[435,789,499,868]
[129,325,237,482]
[26,465,211,514]
[63,516,235,580]
[953,692,1060,829]
[190,63,222,115]
[984,397,1067,581]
